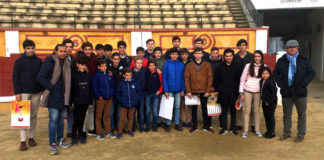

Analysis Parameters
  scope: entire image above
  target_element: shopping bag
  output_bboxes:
[159,95,174,120]
[207,93,222,116]
[11,100,30,129]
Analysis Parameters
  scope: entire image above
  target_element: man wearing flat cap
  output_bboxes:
[274,40,315,142]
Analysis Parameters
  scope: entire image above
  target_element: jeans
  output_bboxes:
[110,97,121,130]
[220,103,236,130]
[48,108,65,145]
[191,93,211,129]
[262,101,277,134]
[64,106,73,134]
[145,93,160,127]
[133,95,145,130]
[165,92,181,126]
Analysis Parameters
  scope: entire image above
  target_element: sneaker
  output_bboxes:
[128,131,134,137]
[117,133,123,139]
[230,129,238,136]
[279,135,291,141]
[295,136,304,142]
[219,129,228,135]
[203,128,214,133]
[79,137,87,144]
[175,125,184,132]
[88,130,97,136]
[187,123,193,128]
[139,127,144,133]
[96,134,105,140]
[144,127,151,132]
[20,141,27,151]
[66,133,72,138]
[50,143,58,155]
[106,132,116,139]
[189,128,198,133]
[59,138,70,148]
[71,138,78,146]
[242,132,248,139]
[182,122,187,127]
[152,126,158,132]
[163,125,170,132]
[266,133,276,139]
[28,138,37,147]
[251,126,256,133]
[263,132,270,138]
[256,131,263,137]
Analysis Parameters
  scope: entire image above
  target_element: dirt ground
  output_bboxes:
[0,81,324,160]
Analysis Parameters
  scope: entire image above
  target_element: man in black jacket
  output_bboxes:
[274,40,315,142]
[13,40,43,151]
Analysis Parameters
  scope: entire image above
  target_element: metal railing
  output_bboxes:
[242,0,264,27]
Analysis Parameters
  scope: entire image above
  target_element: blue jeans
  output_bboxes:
[64,107,73,133]
[165,92,181,126]
[145,93,159,127]
[133,95,145,130]
[110,97,121,130]
[48,108,65,145]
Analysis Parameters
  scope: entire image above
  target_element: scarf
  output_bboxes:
[286,52,299,87]
[40,54,71,107]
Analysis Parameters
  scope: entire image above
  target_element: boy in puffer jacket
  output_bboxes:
[116,68,142,139]
[92,59,115,141]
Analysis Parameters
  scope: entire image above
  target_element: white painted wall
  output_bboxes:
[255,29,269,53]
[5,31,20,57]
[131,32,152,56]
[252,0,324,10]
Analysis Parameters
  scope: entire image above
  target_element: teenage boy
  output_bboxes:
[37,44,71,155]
[145,39,155,59]
[185,48,213,133]
[215,49,242,135]
[130,47,149,69]
[13,39,43,151]
[233,39,254,131]
[95,44,105,60]
[189,38,209,61]
[162,47,185,132]
[165,36,181,59]
[104,44,113,65]
[152,46,166,72]
[116,68,142,139]
[118,40,132,68]
[92,59,115,140]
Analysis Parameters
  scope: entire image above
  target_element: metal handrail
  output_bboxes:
[242,0,263,27]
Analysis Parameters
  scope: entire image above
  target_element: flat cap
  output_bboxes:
[286,40,299,48]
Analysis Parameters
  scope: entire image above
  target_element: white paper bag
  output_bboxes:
[185,95,200,105]
[207,93,222,116]
[159,95,174,120]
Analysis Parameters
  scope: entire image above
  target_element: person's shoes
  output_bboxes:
[157,123,162,127]
[279,135,291,141]
[66,133,72,138]
[28,138,37,147]
[263,132,270,138]
[266,133,276,139]
[152,126,158,132]
[117,133,123,139]
[251,126,256,133]
[71,138,78,146]
[295,136,304,142]
[96,134,105,140]
[20,141,27,151]
[163,125,171,132]
[187,123,193,128]
[182,122,186,127]
[189,127,198,133]
[50,143,58,155]
[128,130,134,137]
[256,131,263,137]
[59,138,70,148]
[219,129,228,135]
[175,125,184,132]
[236,126,243,130]
[87,130,97,136]
[203,127,215,133]
[79,137,87,144]
[106,132,116,139]
[242,132,248,139]
[230,129,238,136]
[144,127,151,132]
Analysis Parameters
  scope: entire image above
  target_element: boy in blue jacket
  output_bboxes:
[162,47,185,132]
[116,68,142,139]
[92,59,115,140]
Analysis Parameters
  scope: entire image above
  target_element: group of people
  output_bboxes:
[12,36,315,155]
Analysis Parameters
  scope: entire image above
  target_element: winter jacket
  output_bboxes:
[120,54,132,68]
[92,70,115,99]
[233,51,253,70]
[239,63,266,93]
[145,69,163,94]
[260,78,278,106]
[130,58,148,70]
[132,67,147,91]
[273,53,315,98]
[208,56,223,89]
[71,70,92,105]
[108,63,124,85]
[37,56,65,109]
[154,55,167,72]
[144,50,153,59]
[162,59,185,93]
[86,53,97,76]
[116,78,142,108]
[13,53,43,94]
[184,61,213,93]
[215,62,242,104]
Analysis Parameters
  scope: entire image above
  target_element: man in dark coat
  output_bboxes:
[274,40,315,142]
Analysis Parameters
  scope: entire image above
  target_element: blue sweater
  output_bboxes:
[132,67,147,92]
[116,78,142,108]
[162,59,185,92]
[92,70,115,99]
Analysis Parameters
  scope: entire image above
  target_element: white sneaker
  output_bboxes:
[242,132,248,139]
[256,131,263,137]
